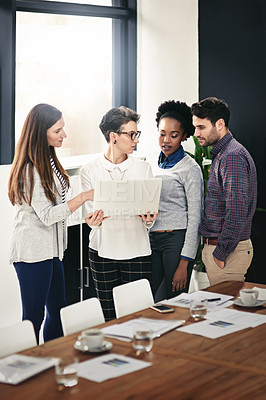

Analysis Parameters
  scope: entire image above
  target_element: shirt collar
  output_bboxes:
[158,145,185,169]
[101,153,132,172]
[210,131,233,158]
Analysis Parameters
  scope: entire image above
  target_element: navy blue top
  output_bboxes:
[158,145,185,169]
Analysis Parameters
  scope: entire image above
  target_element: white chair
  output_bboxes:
[113,279,154,318]
[60,297,105,336]
[0,320,37,358]
[188,269,210,293]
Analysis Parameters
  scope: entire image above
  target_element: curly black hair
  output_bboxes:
[155,100,194,138]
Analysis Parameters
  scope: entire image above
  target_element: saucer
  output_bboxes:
[74,339,112,353]
[234,297,266,308]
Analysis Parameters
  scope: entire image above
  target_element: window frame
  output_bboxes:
[0,0,137,164]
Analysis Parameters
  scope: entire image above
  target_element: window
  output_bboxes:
[16,12,112,156]
[43,0,112,4]
[0,0,136,163]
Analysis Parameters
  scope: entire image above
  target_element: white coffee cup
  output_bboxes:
[78,328,104,350]
[239,289,259,306]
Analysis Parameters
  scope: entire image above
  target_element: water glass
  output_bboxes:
[190,298,208,321]
[55,356,78,387]
[132,328,153,355]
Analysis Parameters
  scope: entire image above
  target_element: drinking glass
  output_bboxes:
[132,328,153,355]
[55,356,78,387]
[190,298,208,321]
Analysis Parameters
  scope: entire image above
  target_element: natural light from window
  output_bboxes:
[16,12,112,157]
[40,1,112,5]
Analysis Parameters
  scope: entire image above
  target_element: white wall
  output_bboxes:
[0,165,22,329]
[137,0,198,156]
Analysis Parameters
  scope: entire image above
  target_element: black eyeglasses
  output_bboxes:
[118,131,141,141]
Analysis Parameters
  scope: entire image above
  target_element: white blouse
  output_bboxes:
[80,154,153,260]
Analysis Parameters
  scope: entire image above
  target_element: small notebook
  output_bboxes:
[0,354,57,385]
[93,178,162,217]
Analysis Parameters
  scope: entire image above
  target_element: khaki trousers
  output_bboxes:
[202,239,253,286]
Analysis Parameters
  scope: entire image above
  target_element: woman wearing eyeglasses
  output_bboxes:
[148,100,203,301]
[80,106,158,320]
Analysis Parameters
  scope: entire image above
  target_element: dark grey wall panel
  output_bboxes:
[0,0,15,164]
[199,0,266,282]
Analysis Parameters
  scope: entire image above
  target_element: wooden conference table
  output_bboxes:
[1,281,266,400]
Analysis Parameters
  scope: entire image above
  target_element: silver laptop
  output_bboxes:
[93,178,162,217]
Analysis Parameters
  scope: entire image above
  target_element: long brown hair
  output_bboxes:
[8,103,70,206]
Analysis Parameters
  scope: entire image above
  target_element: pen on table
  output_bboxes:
[207,298,221,302]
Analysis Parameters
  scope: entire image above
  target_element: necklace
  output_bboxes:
[108,169,126,181]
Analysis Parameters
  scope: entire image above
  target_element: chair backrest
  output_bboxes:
[0,320,37,358]
[60,297,105,336]
[113,279,154,318]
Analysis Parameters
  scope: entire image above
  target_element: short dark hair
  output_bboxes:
[155,100,194,138]
[99,106,140,142]
[191,97,230,127]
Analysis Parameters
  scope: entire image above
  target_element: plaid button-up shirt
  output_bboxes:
[199,132,257,261]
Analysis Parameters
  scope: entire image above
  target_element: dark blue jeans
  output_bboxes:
[14,257,67,343]
[149,230,193,301]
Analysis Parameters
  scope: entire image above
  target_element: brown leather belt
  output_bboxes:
[202,237,218,246]
[153,230,174,233]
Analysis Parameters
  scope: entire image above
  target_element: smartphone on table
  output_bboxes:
[149,304,174,313]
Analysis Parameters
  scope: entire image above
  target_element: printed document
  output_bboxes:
[177,308,266,339]
[78,353,151,383]
[163,291,233,311]
[252,287,266,300]
[102,318,185,342]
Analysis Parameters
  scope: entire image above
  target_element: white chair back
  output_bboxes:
[0,320,37,358]
[60,297,105,336]
[113,279,154,318]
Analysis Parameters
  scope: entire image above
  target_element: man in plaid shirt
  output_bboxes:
[191,97,257,285]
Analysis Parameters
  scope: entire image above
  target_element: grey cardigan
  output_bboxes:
[149,154,203,260]
[9,166,71,264]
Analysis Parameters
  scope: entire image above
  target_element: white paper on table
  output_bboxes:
[102,318,185,342]
[177,318,248,339]
[252,287,266,301]
[206,308,266,328]
[77,353,151,383]
[0,354,58,385]
[177,308,266,339]
[163,291,233,311]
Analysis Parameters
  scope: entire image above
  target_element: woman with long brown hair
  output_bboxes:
[8,103,93,343]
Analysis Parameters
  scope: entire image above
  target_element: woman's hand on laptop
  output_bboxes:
[138,212,158,223]
[85,210,109,226]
